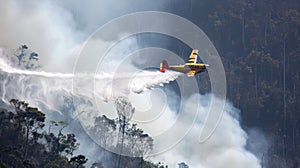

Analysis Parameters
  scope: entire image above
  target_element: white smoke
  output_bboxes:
[0,1,264,167]
[0,0,78,72]
[140,93,261,168]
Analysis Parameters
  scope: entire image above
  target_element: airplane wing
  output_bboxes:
[187,49,199,64]
[187,71,196,77]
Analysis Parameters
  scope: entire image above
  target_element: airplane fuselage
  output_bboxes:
[168,63,207,76]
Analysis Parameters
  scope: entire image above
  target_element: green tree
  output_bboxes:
[0,99,87,168]
[9,99,45,159]
[69,155,88,168]
[88,97,155,168]
[114,96,135,168]
[14,45,40,69]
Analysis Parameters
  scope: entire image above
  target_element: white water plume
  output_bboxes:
[0,55,182,104]
[0,57,74,78]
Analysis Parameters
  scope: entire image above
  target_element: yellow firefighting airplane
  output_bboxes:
[160,49,209,77]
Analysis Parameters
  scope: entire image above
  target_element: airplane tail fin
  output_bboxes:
[160,60,169,73]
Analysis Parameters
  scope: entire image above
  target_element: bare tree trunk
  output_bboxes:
[117,118,125,168]
[255,64,258,100]
[24,125,29,160]
[140,157,143,168]
[264,20,268,46]
[242,12,245,49]
[283,38,287,167]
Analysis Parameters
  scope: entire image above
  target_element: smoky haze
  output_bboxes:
[0,0,266,167]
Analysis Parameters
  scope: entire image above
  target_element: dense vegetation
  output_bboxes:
[0,99,169,168]
[176,0,300,167]
[0,99,88,168]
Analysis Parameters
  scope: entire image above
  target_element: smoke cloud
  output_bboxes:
[0,0,78,72]
[0,1,264,167]
[142,93,261,167]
